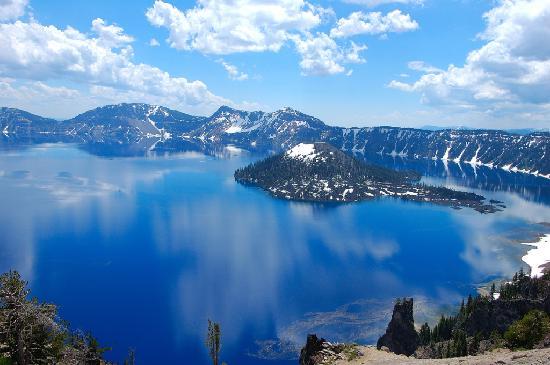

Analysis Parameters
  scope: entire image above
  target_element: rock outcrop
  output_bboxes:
[299,334,361,365]
[376,298,419,356]
[299,335,325,365]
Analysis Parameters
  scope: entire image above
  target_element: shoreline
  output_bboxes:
[520,233,550,277]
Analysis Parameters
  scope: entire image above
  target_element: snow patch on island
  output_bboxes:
[286,143,319,161]
[521,234,550,277]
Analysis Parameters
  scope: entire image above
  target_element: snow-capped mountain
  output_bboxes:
[0,107,62,137]
[192,107,549,179]
[65,103,207,142]
[0,104,548,178]
[189,106,327,147]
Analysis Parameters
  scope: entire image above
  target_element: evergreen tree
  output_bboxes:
[0,270,111,365]
[452,330,468,357]
[206,320,221,365]
[0,271,66,364]
[418,323,431,346]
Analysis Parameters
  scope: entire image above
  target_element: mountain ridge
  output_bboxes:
[1,103,548,179]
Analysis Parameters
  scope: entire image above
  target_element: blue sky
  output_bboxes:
[0,0,549,129]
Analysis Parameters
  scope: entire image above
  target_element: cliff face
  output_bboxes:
[376,298,419,356]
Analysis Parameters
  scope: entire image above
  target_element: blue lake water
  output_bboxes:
[0,143,549,364]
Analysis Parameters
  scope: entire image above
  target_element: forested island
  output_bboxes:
[235,143,503,213]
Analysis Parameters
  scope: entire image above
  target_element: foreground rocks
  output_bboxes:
[299,335,361,365]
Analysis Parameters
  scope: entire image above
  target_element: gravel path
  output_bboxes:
[335,346,550,365]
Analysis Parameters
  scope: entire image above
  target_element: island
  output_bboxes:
[234,142,502,213]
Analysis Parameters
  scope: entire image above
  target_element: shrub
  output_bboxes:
[504,310,550,349]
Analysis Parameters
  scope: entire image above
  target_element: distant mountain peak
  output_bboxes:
[214,105,238,114]
[280,106,298,113]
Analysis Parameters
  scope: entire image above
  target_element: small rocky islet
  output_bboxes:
[235,142,503,213]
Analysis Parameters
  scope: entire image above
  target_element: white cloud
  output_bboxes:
[217,59,248,81]
[407,60,443,73]
[0,79,86,118]
[0,0,28,21]
[149,37,160,46]
[330,9,419,38]
[389,0,550,119]
[292,33,367,76]
[342,0,424,8]
[91,18,134,48]
[0,18,230,113]
[0,80,80,100]
[145,0,329,55]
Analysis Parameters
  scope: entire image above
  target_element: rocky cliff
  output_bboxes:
[376,298,419,356]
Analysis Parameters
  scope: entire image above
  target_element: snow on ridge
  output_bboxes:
[521,234,550,277]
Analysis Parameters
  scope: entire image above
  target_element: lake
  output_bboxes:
[0,143,549,364]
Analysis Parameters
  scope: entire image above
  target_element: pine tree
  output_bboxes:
[466,294,473,314]
[0,271,67,365]
[452,330,467,357]
[206,320,221,365]
[419,323,431,346]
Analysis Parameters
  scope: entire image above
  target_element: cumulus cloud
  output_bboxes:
[0,0,28,21]
[149,37,160,46]
[145,0,329,55]
[91,18,134,48]
[342,0,424,7]
[0,79,87,118]
[217,59,248,81]
[0,80,80,100]
[0,18,229,113]
[292,33,367,76]
[389,0,550,115]
[330,9,419,38]
[145,0,376,77]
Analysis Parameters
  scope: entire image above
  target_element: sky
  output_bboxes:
[0,0,549,129]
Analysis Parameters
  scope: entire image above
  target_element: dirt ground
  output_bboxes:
[334,346,550,365]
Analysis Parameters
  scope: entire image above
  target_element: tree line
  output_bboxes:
[415,269,550,358]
